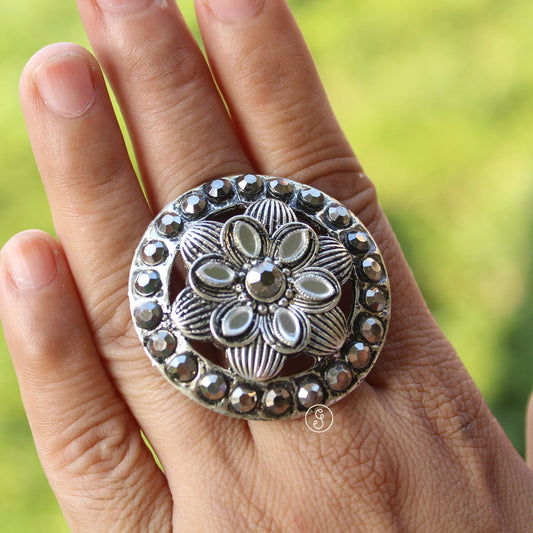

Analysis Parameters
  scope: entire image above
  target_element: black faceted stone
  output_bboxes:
[325,361,352,392]
[198,373,228,401]
[268,178,293,197]
[156,212,182,236]
[205,178,232,200]
[263,386,292,415]
[237,174,263,195]
[361,257,383,282]
[147,330,177,361]
[360,317,384,344]
[297,381,324,409]
[326,204,351,227]
[134,301,163,330]
[345,231,370,254]
[230,385,258,413]
[134,270,161,296]
[181,193,207,217]
[141,240,168,266]
[299,188,324,210]
[167,353,198,382]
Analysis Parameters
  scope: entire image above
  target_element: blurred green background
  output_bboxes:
[1,0,532,530]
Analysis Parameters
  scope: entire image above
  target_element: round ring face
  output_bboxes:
[129,175,390,420]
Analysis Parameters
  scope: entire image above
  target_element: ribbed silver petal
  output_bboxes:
[306,307,348,357]
[313,236,353,286]
[172,288,215,341]
[245,198,297,236]
[180,221,223,268]
[226,338,286,381]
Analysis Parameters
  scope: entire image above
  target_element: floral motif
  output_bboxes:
[172,199,351,381]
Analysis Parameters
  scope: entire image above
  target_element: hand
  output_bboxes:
[1,0,532,531]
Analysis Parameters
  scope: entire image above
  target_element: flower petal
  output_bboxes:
[180,221,223,268]
[306,307,347,357]
[245,198,297,236]
[271,222,319,269]
[221,215,269,267]
[263,306,311,355]
[312,236,353,286]
[172,288,215,341]
[211,301,260,348]
[293,267,341,313]
[226,338,286,381]
[188,254,237,302]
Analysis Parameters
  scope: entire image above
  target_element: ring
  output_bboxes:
[129,175,390,420]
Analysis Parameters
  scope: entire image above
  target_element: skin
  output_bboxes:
[0,0,532,531]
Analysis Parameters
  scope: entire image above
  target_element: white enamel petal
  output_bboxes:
[234,220,262,259]
[271,222,319,269]
[221,305,254,337]
[273,307,302,347]
[293,268,341,314]
[295,273,336,300]
[262,307,311,354]
[196,261,235,287]
[278,229,309,264]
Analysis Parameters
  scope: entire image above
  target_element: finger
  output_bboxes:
[20,43,150,336]
[526,394,533,470]
[77,0,251,209]
[196,0,376,220]
[0,231,171,533]
[20,43,250,469]
[197,0,455,379]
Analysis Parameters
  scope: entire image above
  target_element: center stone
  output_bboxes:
[245,261,286,302]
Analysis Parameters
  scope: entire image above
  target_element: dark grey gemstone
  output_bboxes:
[156,212,182,237]
[147,330,177,361]
[181,193,207,217]
[325,361,352,391]
[141,240,168,266]
[230,385,258,413]
[268,178,293,197]
[134,270,161,296]
[205,178,232,200]
[360,317,384,344]
[326,204,351,227]
[198,373,228,401]
[364,287,387,312]
[237,174,263,195]
[361,257,383,282]
[166,353,198,382]
[346,342,372,369]
[134,301,163,330]
[245,261,285,302]
[297,381,324,409]
[299,188,324,209]
[263,386,292,415]
[345,231,370,254]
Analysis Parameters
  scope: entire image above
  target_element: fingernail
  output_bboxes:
[2,234,58,290]
[205,0,264,23]
[96,0,152,13]
[34,54,96,118]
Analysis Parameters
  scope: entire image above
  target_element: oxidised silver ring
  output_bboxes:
[129,175,390,420]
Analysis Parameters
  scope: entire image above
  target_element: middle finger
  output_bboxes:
[77,0,251,209]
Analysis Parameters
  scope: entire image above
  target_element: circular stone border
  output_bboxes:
[129,175,391,420]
